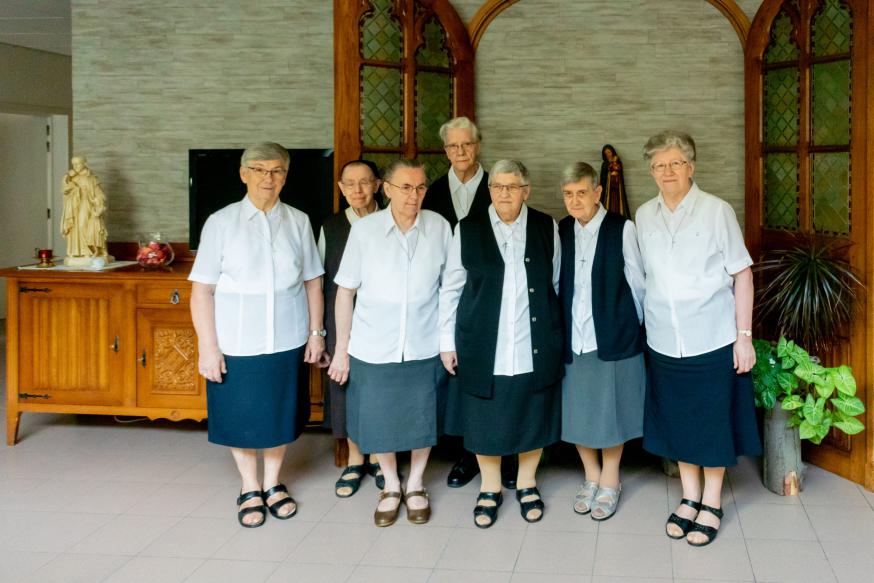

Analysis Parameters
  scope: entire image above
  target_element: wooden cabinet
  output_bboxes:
[3,265,207,445]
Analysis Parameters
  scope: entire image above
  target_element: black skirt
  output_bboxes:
[643,344,762,467]
[206,346,304,449]
[444,373,561,456]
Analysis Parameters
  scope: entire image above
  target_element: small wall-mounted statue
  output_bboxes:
[599,144,631,219]
[61,155,113,266]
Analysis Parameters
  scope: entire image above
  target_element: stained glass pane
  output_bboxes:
[812,60,851,145]
[763,67,800,147]
[361,0,402,62]
[812,0,852,56]
[416,72,452,149]
[361,152,399,179]
[361,66,402,148]
[764,153,799,231]
[812,152,850,235]
[764,11,799,63]
[419,153,451,185]
[416,17,450,67]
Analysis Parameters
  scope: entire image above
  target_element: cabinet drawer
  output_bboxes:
[137,284,190,306]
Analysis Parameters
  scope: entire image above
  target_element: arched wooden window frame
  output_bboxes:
[745,0,873,488]
[334,0,475,211]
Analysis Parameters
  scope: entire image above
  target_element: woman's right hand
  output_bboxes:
[199,345,227,383]
[440,351,458,375]
[328,349,350,385]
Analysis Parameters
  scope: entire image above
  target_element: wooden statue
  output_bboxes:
[61,155,112,266]
[599,145,632,219]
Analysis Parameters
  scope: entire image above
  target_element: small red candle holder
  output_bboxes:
[36,249,54,268]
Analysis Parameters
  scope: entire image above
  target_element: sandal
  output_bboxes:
[591,484,621,521]
[687,504,723,547]
[404,489,431,524]
[263,483,297,519]
[236,490,266,528]
[573,480,599,515]
[473,491,503,529]
[335,464,367,498]
[368,461,385,490]
[516,486,545,523]
[666,498,701,539]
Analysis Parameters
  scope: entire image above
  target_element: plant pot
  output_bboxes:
[763,404,804,495]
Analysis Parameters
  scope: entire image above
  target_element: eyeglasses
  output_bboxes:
[339,179,377,190]
[562,189,596,200]
[246,166,288,179]
[489,183,528,195]
[385,181,427,195]
[650,160,688,175]
[444,142,477,153]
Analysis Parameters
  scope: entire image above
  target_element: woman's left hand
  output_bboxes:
[304,336,326,365]
[733,337,755,374]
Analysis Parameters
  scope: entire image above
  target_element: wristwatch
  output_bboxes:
[310,329,327,337]
[737,328,752,337]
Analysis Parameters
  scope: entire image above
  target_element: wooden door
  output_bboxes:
[17,282,128,406]
[136,308,205,410]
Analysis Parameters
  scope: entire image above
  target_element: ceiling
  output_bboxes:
[0,0,71,56]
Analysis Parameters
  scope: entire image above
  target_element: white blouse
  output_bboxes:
[634,183,753,358]
[334,206,451,364]
[189,196,324,357]
[447,163,484,221]
[571,205,646,355]
[440,204,561,376]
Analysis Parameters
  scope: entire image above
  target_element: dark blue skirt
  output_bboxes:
[206,346,304,449]
[643,344,762,467]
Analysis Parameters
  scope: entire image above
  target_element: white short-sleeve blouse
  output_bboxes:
[189,196,324,357]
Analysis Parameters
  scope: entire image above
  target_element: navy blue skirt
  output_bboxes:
[643,344,762,467]
[206,346,304,449]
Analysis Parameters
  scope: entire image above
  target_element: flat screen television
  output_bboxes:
[188,148,334,250]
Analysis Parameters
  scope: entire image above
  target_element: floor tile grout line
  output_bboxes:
[728,468,760,583]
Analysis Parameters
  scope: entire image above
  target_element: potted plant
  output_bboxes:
[752,337,865,494]
[751,237,864,495]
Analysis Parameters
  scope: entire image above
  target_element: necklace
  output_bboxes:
[658,205,687,250]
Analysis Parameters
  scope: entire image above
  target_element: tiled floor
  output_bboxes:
[2,326,874,583]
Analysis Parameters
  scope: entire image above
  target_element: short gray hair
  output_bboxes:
[643,130,696,164]
[241,142,290,168]
[382,158,425,183]
[438,116,481,144]
[560,162,598,188]
[490,159,529,184]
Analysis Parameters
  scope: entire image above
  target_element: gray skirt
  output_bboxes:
[561,350,646,448]
[346,355,443,454]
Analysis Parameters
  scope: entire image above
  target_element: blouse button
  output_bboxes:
[528,287,534,293]
[531,316,537,322]
[533,348,539,354]
[524,257,530,263]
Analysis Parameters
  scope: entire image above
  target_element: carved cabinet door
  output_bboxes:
[17,282,129,406]
[135,308,206,410]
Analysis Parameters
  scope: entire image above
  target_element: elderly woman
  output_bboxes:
[318,159,384,497]
[558,162,646,521]
[636,131,760,547]
[440,160,562,528]
[190,142,326,528]
[328,159,451,527]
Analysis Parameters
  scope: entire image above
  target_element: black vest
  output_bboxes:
[455,207,564,398]
[422,170,491,230]
[559,212,644,364]
[322,212,353,352]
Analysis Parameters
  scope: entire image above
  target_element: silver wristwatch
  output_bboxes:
[737,328,752,337]
[310,329,327,337]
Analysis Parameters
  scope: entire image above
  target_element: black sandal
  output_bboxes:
[516,486,545,523]
[236,490,266,528]
[264,483,297,519]
[666,498,702,539]
[473,491,503,529]
[687,504,723,547]
[367,462,385,490]
[335,464,367,498]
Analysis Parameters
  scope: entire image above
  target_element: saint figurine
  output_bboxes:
[599,144,631,219]
[62,155,112,265]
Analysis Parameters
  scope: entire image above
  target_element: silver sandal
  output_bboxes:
[573,480,599,515]
[591,484,622,521]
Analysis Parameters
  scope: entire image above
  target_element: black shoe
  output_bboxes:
[666,498,702,539]
[263,483,297,519]
[516,486,545,523]
[447,452,480,488]
[473,491,503,529]
[687,504,723,547]
[367,461,385,490]
[236,490,266,528]
[501,455,518,490]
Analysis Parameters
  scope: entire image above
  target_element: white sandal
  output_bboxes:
[591,484,622,521]
[573,480,599,515]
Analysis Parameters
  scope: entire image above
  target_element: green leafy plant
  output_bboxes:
[755,239,861,353]
[752,336,865,444]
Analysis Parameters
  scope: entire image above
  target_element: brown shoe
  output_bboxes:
[374,490,403,527]
[405,489,431,524]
